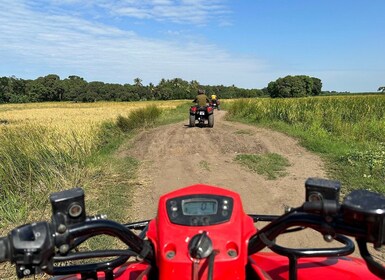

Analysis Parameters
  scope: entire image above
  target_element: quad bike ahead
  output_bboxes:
[189,105,214,128]
[209,99,220,110]
[1,177,385,280]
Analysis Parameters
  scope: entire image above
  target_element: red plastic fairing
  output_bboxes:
[207,106,213,113]
[249,252,381,280]
[146,184,256,280]
[190,106,197,113]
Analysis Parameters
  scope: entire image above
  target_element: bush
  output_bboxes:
[116,105,162,132]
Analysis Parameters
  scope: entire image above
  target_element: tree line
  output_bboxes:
[0,74,338,104]
[0,75,266,103]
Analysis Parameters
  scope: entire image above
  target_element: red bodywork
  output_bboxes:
[62,184,381,280]
[190,105,213,114]
[146,184,256,280]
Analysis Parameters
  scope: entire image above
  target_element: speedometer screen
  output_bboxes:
[182,199,218,215]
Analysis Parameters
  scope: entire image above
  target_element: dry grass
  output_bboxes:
[0,101,186,151]
[0,100,185,134]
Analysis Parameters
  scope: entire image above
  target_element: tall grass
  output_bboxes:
[227,95,385,193]
[0,125,92,226]
[0,101,190,229]
[116,105,162,131]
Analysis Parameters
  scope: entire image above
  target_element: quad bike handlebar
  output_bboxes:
[1,178,385,279]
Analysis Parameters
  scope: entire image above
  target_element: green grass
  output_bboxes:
[116,105,162,131]
[199,160,211,171]
[234,129,254,135]
[227,96,385,193]
[234,153,290,180]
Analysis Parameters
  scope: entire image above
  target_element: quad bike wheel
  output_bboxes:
[189,115,196,127]
[208,114,214,128]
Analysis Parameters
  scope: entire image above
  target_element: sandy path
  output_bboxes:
[121,110,350,250]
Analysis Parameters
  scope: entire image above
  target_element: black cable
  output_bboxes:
[123,220,150,230]
[207,250,218,280]
[51,256,129,275]
[53,249,137,262]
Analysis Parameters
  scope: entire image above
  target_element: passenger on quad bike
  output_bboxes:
[190,89,214,127]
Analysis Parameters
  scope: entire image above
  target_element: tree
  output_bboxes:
[6,77,28,103]
[267,75,322,98]
[134,77,143,87]
[62,76,87,101]
[311,77,322,96]
[0,77,10,103]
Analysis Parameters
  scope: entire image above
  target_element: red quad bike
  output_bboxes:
[1,178,385,280]
[189,105,214,128]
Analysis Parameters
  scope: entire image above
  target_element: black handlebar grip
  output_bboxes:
[0,237,10,262]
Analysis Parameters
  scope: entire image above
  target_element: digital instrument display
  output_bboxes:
[166,194,233,226]
[182,199,218,216]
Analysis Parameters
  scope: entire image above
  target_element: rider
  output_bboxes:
[211,93,220,109]
[193,89,210,107]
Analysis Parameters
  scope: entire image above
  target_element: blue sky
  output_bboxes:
[0,0,384,92]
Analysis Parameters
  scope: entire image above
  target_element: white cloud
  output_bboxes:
[0,0,264,88]
[54,0,231,25]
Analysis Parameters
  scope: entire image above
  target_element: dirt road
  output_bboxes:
[122,110,347,250]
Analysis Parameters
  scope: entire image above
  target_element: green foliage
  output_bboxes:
[227,95,385,193]
[116,105,162,132]
[267,75,322,98]
[234,153,290,180]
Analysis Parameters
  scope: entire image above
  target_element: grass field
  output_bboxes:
[0,101,187,228]
[226,95,385,194]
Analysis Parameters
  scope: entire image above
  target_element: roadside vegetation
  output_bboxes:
[0,101,189,231]
[226,95,385,194]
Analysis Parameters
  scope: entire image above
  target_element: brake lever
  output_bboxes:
[357,238,385,279]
